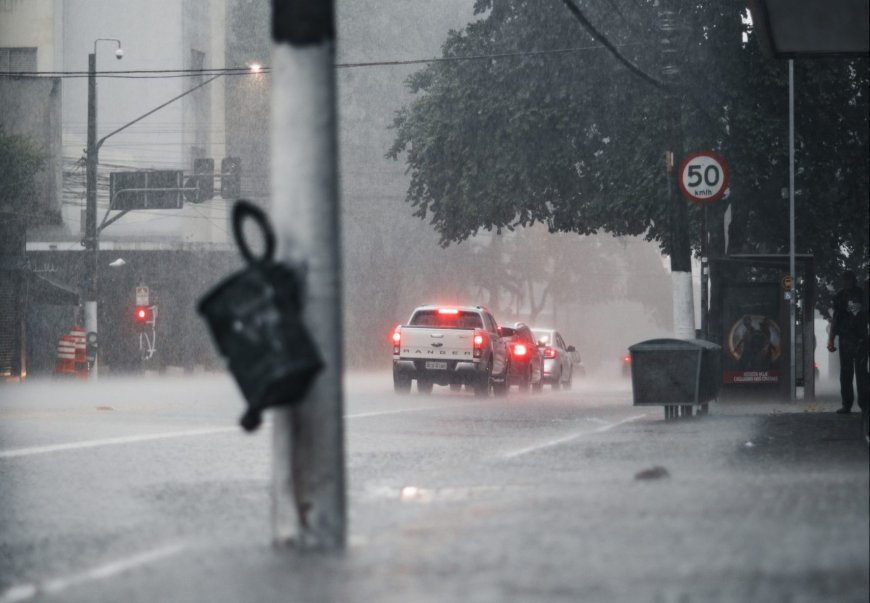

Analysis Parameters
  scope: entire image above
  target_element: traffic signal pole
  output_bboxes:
[85,51,99,378]
[270,0,346,549]
[83,37,221,377]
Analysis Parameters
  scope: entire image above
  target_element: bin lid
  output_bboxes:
[628,338,722,352]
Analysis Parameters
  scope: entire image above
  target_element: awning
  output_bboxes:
[749,0,869,57]
[28,272,79,305]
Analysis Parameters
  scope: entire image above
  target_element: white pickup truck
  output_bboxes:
[391,305,510,396]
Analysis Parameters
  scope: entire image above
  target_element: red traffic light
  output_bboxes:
[134,306,151,322]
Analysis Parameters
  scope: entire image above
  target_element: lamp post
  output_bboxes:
[84,38,123,379]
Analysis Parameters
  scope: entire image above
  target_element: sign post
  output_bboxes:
[678,151,729,340]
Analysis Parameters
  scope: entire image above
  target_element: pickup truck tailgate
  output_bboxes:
[399,327,475,360]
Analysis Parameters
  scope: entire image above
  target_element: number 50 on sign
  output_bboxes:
[678,151,729,205]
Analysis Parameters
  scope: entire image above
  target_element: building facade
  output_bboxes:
[1,0,239,377]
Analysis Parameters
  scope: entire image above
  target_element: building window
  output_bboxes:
[0,47,37,72]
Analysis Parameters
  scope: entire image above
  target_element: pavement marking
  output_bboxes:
[0,403,480,459]
[0,543,188,603]
[503,413,648,458]
[0,427,237,459]
[585,417,611,426]
[346,403,484,419]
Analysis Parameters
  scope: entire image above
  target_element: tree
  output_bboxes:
[0,125,46,226]
[387,0,869,314]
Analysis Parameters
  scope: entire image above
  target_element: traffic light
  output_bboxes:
[221,157,241,199]
[134,305,152,327]
[194,157,214,202]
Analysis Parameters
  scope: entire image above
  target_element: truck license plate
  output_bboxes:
[425,361,448,370]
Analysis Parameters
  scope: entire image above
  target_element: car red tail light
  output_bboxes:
[473,330,486,358]
[543,347,557,359]
[513,343,528,357]
[623,354,631,364]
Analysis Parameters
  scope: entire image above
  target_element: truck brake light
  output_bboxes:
[437,308,459,315]
[392,329,401,354]
[473,331,485,358]
[513,344,527,357]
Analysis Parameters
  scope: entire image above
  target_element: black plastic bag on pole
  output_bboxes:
[198,200,323,431]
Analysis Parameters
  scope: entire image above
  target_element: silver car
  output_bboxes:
[531,328,578,390]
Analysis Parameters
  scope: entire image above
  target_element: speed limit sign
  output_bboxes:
[678,151,729,205]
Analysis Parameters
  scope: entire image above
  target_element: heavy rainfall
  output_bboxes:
[0,1,868,602]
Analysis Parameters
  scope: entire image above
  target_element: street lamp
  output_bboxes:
[84,37,123,379]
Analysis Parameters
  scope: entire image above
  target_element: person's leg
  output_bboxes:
[839,342,856,411]
[854,340,869,413]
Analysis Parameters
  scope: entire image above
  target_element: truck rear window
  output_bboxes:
[409,310,483,329]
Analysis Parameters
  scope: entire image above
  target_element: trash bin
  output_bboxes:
[629,338,722,420]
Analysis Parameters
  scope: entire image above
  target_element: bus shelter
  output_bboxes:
[708,254,816,401]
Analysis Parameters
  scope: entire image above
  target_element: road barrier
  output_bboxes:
[53,326,90,378]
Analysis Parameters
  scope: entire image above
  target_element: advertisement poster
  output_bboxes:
[722,285,782,385]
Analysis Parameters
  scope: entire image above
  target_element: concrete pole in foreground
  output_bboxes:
[270,0,346,549]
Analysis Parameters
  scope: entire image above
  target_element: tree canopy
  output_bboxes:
[387,0,869,313]
[0,125,46,220]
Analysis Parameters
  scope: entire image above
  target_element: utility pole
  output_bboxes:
[660,4,695,340]
[84,39,122,378]
[270,0,346,549]
[85,50,98,378]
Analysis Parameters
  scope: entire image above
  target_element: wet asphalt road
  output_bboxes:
[0,373,867,603]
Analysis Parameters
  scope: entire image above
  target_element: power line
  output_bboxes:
[0,67,259,79]
[559,0,667,92]
[334,42,647,68]
[559,0,726,135]
[0,43,650,80]
[6,67,255,76]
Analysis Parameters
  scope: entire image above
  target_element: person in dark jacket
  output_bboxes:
[827,270,869,414]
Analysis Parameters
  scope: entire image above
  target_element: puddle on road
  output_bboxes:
[361,483,503,503]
